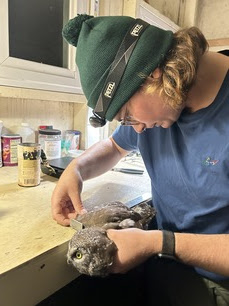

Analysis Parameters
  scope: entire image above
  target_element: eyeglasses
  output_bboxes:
[120,115,141,126]
[119,106,141,126]
[89,110,141,127]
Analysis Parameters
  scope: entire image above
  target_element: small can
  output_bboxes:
[18,143,41,187]
[1,134,22,166]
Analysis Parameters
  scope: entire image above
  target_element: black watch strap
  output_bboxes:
[158,230,176,260]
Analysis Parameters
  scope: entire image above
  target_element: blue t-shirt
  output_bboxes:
[112,70,229,281]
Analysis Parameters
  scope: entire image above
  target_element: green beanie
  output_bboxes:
[62,14,174,121]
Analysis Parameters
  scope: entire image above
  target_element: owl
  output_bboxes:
[67,201,156,277]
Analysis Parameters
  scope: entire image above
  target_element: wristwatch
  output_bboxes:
[158,230,177,260]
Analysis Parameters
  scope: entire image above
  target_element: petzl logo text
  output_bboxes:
[104,82,115,98]
[131,24,143,36]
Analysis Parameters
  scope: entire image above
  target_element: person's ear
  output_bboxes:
[151,68,162,79]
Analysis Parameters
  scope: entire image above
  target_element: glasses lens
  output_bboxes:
[120,120,140,126]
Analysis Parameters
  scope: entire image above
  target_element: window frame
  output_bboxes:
[0,0,93,93]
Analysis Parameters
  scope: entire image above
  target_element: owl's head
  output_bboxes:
[67,227,117,277]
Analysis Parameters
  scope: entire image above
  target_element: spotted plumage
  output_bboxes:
[67,201,156,277]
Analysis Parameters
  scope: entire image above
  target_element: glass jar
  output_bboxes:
[38,129,61,160]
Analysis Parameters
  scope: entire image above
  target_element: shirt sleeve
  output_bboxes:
[112,125,138,151]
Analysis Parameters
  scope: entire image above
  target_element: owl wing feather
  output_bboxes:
[76,201,142,228]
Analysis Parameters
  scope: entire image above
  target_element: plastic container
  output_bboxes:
[15,122,35,143]
[61,130,81,156]
[38,128,61,160]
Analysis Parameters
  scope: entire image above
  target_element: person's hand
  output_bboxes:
[107,229,162,274]
[51,160,87,226]
[106,228,156,274]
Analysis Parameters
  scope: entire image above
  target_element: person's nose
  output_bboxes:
[132,123,146,134]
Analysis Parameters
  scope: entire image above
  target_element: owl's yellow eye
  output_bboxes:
[75,252,82,259]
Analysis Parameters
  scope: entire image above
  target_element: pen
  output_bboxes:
[111,168,144,174]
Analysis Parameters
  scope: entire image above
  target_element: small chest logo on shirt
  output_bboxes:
[203,157,219,166]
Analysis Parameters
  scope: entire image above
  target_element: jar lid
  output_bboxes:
[65,130,81,135]
[2,133,21,138]
[39,129,61,135]
[39,125,53,130]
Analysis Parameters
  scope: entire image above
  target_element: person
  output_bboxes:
[51,14,229,305]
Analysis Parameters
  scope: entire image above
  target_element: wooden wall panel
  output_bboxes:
[0,97,75,140]
[73,103,88,149]
[99,0,123,16]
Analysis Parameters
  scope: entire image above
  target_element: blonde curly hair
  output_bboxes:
[142,27,208,110]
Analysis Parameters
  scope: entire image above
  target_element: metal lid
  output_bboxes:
[38,129,61,135]
[2,134,21,138]
[65,130,81,135]
[18,143,41,147]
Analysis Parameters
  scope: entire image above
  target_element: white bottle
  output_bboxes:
[16,122,35,143]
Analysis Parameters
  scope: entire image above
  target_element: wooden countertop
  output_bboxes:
[0,155,151,276]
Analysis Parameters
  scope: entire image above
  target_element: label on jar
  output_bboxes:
[2,135,22,166]
[18,143,41,187]
[44,140,61,160]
